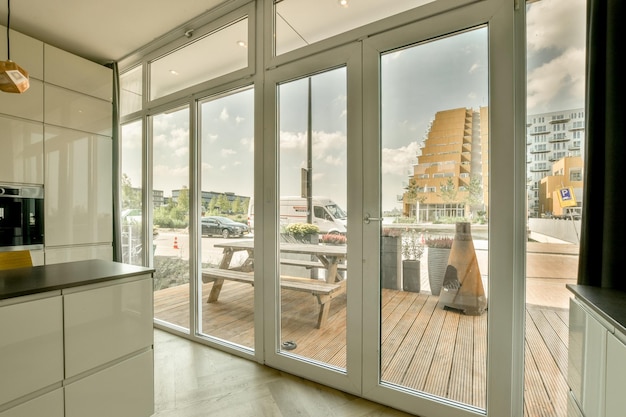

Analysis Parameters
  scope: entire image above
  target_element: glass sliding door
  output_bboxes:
[524,0,585,416]
[197,87,255,349]
[378,27,489,411]
[120,120,144,266]
[151,106,190,331]
[277,67,348,368]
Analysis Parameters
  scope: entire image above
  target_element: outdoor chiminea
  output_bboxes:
[439,222,487,315]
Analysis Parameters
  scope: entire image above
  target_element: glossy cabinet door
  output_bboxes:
[44,44,112,101]
[0,81,44,122]
[63,276,153,378]
[582,313,607,417]
[44,85,112,137]
[605,333,626,417]
[0,295,63,406]
[44,126,112,247]
[44,244,113,264]
[0,388,63,417]
[0,27,44,80]
[65,350,154,417]
[0,115,44,184]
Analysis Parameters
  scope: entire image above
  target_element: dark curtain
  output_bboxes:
[107,62,123,262]
[577,0,626,289]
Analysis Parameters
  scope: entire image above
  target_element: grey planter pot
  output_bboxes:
[381,236,402,290]
[402,260,421,292]
[427,247,451,296]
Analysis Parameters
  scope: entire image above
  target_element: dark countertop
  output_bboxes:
[567,284,626,335]
[0,259,155,301]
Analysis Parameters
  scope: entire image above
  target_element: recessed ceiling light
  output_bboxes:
[169,70,179,76]
[338,0,349,7]
[237,40,247,48]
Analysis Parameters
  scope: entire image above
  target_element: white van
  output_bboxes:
[247,196,347,234]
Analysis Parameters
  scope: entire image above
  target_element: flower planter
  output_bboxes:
[427,247,451,296]
[402,259,420,292]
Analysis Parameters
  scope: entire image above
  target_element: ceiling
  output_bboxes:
[0,0,232,65]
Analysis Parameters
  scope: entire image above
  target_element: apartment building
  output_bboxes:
[527,108,585,217]
[402,107,488,221]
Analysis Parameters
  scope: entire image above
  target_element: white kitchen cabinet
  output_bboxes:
[44,44,112,100]
[605,333,626,417]
[44,244,113,264]
[65,350,154,417]
[63,275,153,378]
[0,115,44,184]
[0,294,63,406]
[0,388,63,417]
[0,27,44,80]
[568,292,626,417]
[44,126,112,247]
[0,80,44,122]
[44,84,112,137]
[582,311,607,417]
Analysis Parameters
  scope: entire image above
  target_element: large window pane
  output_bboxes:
[120,120,143,266]
[380,27,488,411]
[275,0,435,55]
[277,68,348,367]
[150,18,248,100]
[197,88,255,349]
[152,107,190,331]
[524,0,585,416]
[120,66,142,117]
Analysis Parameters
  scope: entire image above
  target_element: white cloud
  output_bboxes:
[235,116,245,124]
[382,142,421,176]
[527,0,586,53]
[240,137,254,152]
[220,107,229,121]
[527,48,585,112]
[207,134,218,142]
[469,63,480,73]
[220,149,236,157]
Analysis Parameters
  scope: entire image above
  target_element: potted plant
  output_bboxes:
[320,233,347,245]
[425,235,453,295]
[282,223,320,244]
[401,229,424,292]
[381,228,403,290]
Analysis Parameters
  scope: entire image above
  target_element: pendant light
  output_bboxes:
[0,0,29,93]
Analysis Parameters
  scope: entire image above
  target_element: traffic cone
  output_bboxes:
[173,236,179,249]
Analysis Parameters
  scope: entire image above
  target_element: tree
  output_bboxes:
[464,176,484,217]
[121,174,141,209]
[404,177,427,218]
[438,178,458,204]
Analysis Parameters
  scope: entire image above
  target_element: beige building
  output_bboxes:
[538,156,584,218]
[403,107,488,221]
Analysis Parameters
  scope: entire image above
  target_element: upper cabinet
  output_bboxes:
[44,85,112,136]
[0,27,44,80]
[44,45,112,101]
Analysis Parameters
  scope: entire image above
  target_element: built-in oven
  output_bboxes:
[0,183,44,251]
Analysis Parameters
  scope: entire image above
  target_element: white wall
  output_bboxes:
[0,27,113,265]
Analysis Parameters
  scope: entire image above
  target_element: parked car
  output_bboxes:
[201,216,249,238]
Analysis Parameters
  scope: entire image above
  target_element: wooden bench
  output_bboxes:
[279,258,347,271]
[202,268,345,329]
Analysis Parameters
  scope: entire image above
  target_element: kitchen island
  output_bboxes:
[0,259,155,417]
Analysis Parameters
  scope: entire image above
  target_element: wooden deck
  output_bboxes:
[154,282,569,417]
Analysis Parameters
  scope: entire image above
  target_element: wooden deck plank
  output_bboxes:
[448,314,476,405]
[524,341,557,417]
[527,307,569,376]
[525,310,568,417]
[423,310,461,398]
[154,283,568,416]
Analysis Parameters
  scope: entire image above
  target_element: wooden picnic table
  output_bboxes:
[202,239,348,328]
[213,240,347,283]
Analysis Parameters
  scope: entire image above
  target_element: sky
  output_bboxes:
[121,0,586,213]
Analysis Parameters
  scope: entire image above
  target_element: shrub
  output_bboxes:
[283,222,320,237]
[382,227,403,237]
[401,229,424,260]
